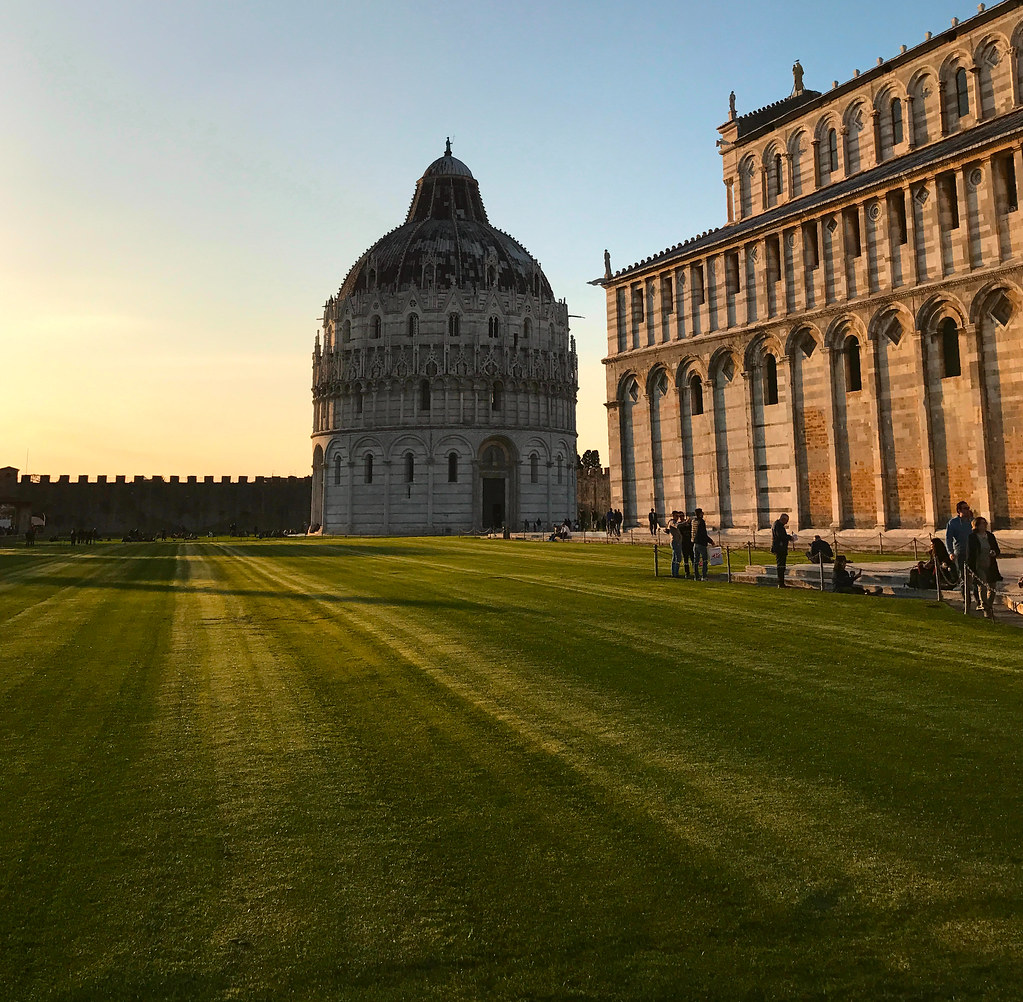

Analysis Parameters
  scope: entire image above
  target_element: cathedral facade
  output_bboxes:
[311,145,578,534]
[601,0,1023,531]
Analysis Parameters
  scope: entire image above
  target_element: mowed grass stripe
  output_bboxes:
[0,546,179,995]
[207,546,794,997]
[215,545,1006,946]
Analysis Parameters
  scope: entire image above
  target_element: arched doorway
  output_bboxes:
[478,440,514,531]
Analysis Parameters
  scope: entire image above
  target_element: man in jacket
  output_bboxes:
[692,508,713,581]
[771,512,795,587]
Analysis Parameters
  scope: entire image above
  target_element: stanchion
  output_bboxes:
[819,558,825,591]
[747,541,753,565]
[654,543,659,577]
[964,567,970,615]
[726,546,732,583]
[879,533,884,555]
[913,537,919,561]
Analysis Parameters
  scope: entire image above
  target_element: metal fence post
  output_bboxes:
[654,543,659,577]
[913,537,919,561]
[879,533,884,555]
[726,546,732,583]
[747,541,753,565]
[820,558,825,592]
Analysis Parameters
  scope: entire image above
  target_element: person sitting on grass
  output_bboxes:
[832,555,879,595]
[806,534,834,564]
[908,558,935,590]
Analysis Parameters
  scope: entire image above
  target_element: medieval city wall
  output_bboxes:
[2,470,311,536]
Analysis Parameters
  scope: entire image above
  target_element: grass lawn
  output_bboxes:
[1,537,1022,1000]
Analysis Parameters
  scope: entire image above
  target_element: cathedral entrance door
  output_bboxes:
[482,477,505,530]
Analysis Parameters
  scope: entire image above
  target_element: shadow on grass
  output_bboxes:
[19,574,485,609]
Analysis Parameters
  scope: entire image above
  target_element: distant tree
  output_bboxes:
[579,449,601,470]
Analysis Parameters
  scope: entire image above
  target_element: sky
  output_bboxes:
[1,0,980,477]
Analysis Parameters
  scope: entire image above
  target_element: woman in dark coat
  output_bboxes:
[967,516,1002,619]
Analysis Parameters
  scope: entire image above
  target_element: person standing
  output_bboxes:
[648,508,657,535]
[967,516,1002,619]
[663,511,686,579]
[771,512,795,587]
[678,511,694,579]
[692,508,713,581]
[945,501,973,577]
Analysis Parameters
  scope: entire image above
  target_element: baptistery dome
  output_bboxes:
[310,143,577,535]
[337,141,554,300]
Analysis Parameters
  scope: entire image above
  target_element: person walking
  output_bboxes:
[945,500,973,579]
[967,515,1002,619]
[692,508,713,581]
[771,512,795,587]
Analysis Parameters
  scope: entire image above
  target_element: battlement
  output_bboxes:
[15,472,305,485]
[1,465,312,535]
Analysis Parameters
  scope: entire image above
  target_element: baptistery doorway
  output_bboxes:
[477,439,516,531]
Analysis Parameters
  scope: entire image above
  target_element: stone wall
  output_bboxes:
[1,468,311,536]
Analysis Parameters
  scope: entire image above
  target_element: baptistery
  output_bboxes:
[310,142,578,534]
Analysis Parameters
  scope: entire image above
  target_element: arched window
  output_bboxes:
[891,98,904,145]
[523,318,531,340]
[343,319,352,342]
[491,381,503,410]
[689,375,704,415]
[334,455,343,486]
[955,67,970,119]
[530,452,539,484]
[844,335,862,392]
[774,153,784,197]
[372,315,381,339]
[404,453,415,484]
[940,318,962,377]
[354,384,364,415]
[827,129,839,173]
[419,379,431,411]
[556,454,563,485]
[488,316,500,339]
[448,313,460,336]
[447,452,458,483]
[763,354,779,406]
[364,454,374,484]
[407,313,419,337]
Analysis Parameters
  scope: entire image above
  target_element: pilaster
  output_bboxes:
[963,322,993,520]
[821,347,843,527]
[911,332,938,529]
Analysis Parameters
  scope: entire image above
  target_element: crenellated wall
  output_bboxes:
[0,468,311,535]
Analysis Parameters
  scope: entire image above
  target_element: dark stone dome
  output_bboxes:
[337,142,553,300]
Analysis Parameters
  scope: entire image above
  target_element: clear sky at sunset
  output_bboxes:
[2,0,980,477]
